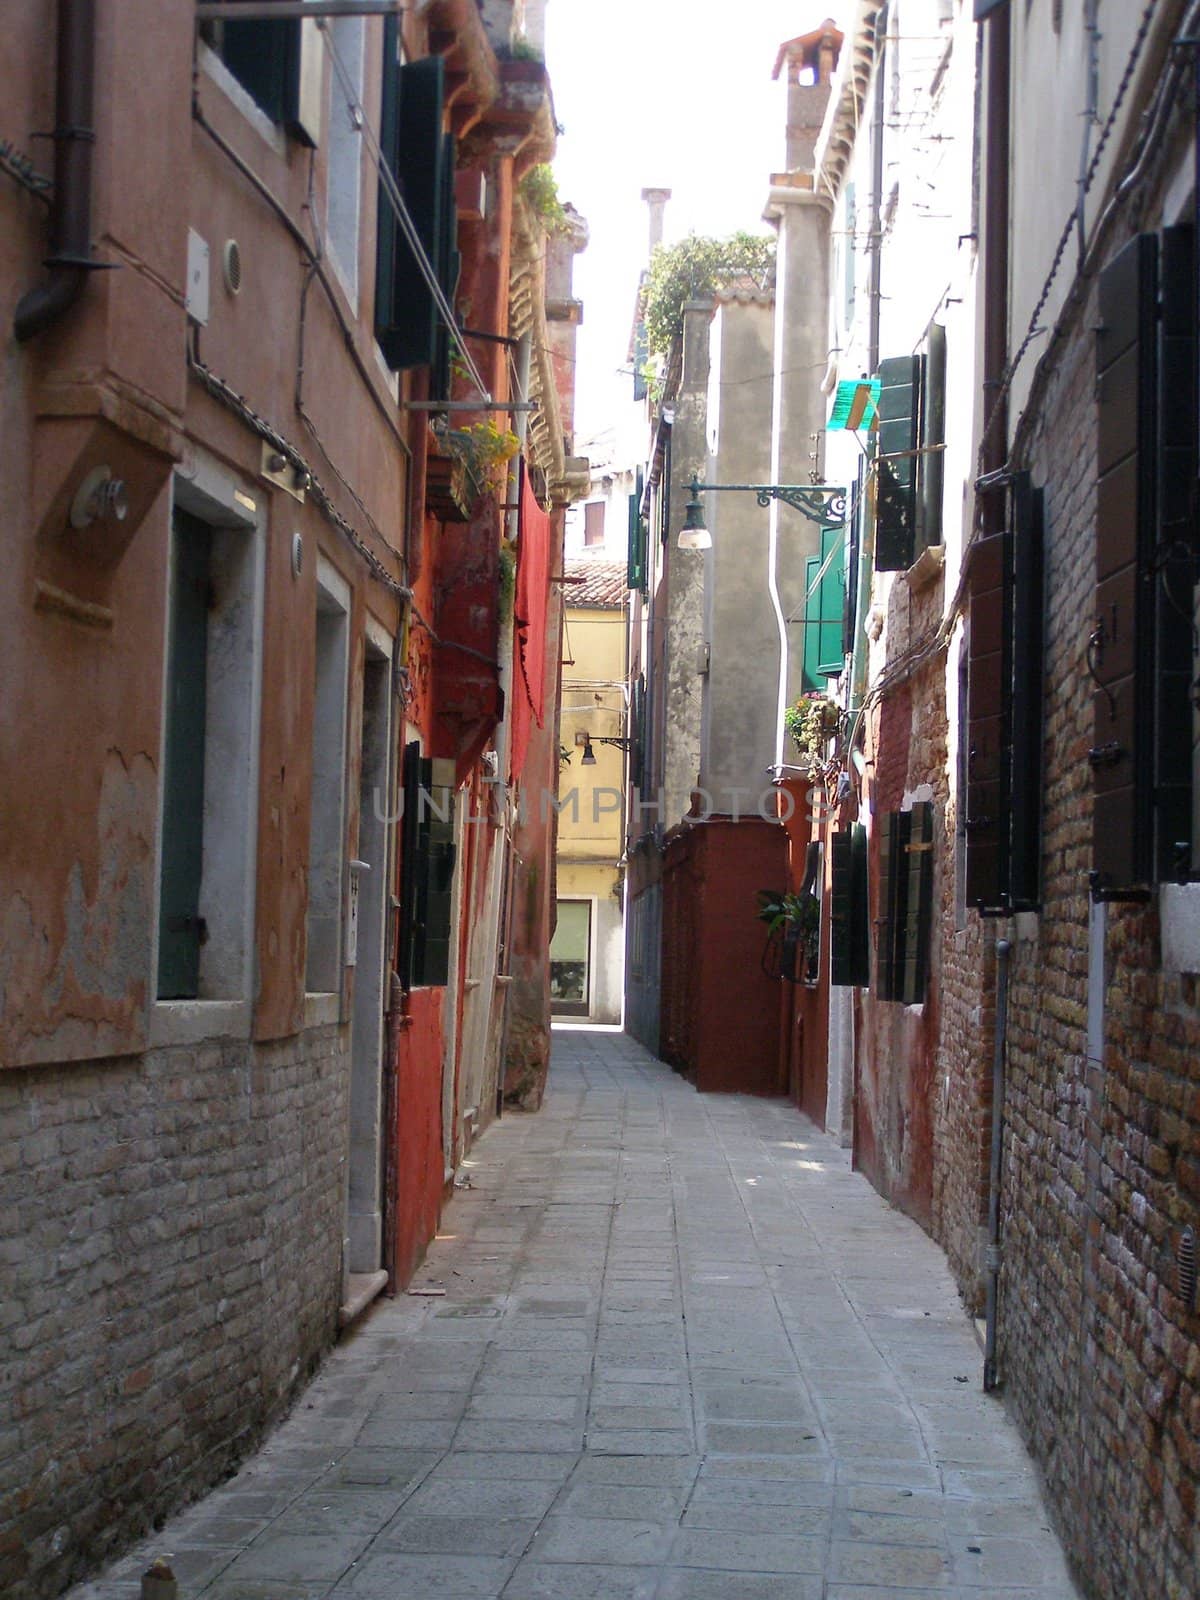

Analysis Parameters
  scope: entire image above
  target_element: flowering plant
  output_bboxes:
[783,692,840,759]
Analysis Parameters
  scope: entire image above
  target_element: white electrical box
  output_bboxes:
[186,229,210,325]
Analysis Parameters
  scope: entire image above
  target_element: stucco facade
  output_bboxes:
[0,4,582,1595]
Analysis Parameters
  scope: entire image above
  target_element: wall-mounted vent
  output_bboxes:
[222,239,242,296]
[1177,1226,1197,1310]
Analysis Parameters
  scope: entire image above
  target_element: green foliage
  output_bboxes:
[643,231,776,357]
[755,888,819,935]
[784,692,840,760]
[520,163,569,235]
[445,420,520,499]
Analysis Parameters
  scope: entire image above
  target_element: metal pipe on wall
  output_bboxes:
[14,0,101,341]
[984,936,1012,1390]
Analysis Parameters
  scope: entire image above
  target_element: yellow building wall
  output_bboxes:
[559,603,627,865]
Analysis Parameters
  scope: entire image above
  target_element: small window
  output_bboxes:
[876,803,935,1004]
[200,7,321,145]
[584,501,605,546]
[550,900,591,1015]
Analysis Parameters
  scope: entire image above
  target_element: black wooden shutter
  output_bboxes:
[1154,225,1196,880]
[1092,233,1157,895]
[631,675,646,792]
[375,53,446,370]
[399,744,457,988]
[158,512,211,1000]
[875,354,924,571]
[876,812,902,1001]
[965,529,1006,909]
[974,0,1009,17]
[830,824,870,988]
[1008,475,1045,909]
[431,130,460,400]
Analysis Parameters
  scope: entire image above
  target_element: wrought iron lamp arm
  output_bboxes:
[688,477,848,528]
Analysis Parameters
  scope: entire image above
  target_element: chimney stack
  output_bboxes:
[641,187,672,257]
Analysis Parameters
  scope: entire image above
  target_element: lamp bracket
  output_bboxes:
[691,479,849,528]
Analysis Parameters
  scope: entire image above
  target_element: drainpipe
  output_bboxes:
[983,936,1012,1391]
[15,0,103,341]
[867,2,888,375]
[980,4,1011,523]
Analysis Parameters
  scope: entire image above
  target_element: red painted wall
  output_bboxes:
[661,819,787,1096]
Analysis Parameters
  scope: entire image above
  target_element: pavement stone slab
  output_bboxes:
[62,1030,1081,1600]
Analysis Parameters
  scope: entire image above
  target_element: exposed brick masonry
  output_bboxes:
[0,1026,349,1600]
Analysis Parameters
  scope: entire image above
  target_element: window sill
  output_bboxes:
[1161,883,1200,974]
[149,999,251,1049]
[304,991,342,1029]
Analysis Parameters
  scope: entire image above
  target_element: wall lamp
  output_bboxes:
[579,734,632,766]
[678,476,849,549]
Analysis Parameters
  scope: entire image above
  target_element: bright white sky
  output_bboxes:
[543,2,846,440]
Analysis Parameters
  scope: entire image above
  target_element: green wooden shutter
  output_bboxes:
[157,512,211,1001]
[375,54,446,370]
[830,824,869,988]
[875,354,923,571]
[876,812,902,1002]
[917,324,946,554]
[627,468,646,591]
[1092,233,1157,896]
[212,9,316,144]
[631,675,646,792]
[802,525,845,689]
[901,802,934,1004]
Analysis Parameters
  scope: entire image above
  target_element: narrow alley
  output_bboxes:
[73,1028,1079,1600]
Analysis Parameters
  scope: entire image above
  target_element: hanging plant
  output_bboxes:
[756,888,820,987]
[444,420,520,503]
[783,692,840,762]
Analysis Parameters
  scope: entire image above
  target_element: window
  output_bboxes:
[398,743,456,988]
[584,501,605,547]
[375,36,459,386]
[306,564,350,994]
[877,803,935,1004]
[874,325,946,572]
[964,473,1045,913]
[200,3,321,144]
[1090,226,1197,896]
[550,900,591,1015]
[157,484,262,1008]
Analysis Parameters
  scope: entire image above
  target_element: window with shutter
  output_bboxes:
[375,49,451,372]
[1091,227,1196,896]
[201,7,320,144]
[876,806,934,1003]
[964,472,1044,913]
[802,525,846,689]
[399,743,457,989]
[917,324,946,555]
[631,675,646,793]
[830,824,870,987]
[627,468,647,591]
[584,502,605,547]
[875,355,922,572]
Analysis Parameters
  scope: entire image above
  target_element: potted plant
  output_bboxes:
[783,692,840,763]
[756,888,820,986]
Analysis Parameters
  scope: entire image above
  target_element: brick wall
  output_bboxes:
[990,248,1200,1600]
[0,1025,349,1600]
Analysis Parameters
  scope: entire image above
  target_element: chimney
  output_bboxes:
[641,187,671,257]
[772,19,843,175]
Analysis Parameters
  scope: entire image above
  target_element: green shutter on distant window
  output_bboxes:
[627,467,646,591]
[157,511,211,1001]
[875,354,923,572]
[802,525,845,689]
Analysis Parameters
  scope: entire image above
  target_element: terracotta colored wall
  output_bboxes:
[390,986,445,1288]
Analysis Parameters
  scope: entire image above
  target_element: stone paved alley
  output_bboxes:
[73,1028,1081,1600]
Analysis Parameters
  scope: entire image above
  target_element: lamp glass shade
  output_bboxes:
[677,493,711,550]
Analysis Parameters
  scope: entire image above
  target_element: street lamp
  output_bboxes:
[579,734,633,766]
[678,476,849,548]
